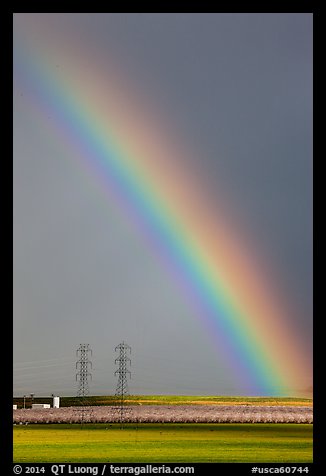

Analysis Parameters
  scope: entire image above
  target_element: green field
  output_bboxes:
[13,423,313,463]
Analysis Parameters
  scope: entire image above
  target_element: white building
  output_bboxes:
[53,396,60,408]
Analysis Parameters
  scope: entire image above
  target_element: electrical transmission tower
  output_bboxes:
[75,343,93,424]
[114,341,132,427]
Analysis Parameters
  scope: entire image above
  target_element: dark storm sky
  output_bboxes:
[13,13,312,396]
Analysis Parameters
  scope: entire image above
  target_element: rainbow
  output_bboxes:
[13,20,311,396]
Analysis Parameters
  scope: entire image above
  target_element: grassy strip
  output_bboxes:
[13,423,312,463]
[13,395,313,408]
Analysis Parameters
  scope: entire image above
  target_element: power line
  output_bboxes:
[114,341,132,428]
[75,343,93,424]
